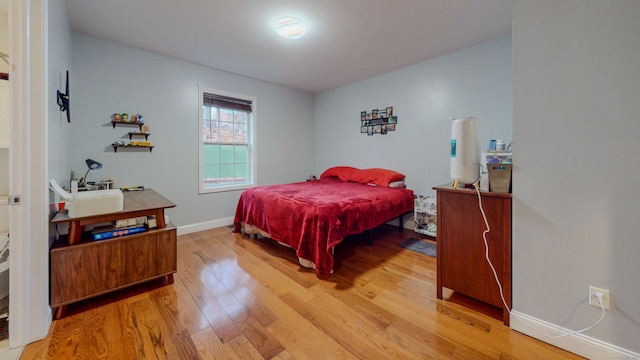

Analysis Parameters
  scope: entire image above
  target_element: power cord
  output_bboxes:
[472,183,606,338]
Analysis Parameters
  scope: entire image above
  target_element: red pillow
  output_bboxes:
[348,168,405,187]
[319,166,359,181]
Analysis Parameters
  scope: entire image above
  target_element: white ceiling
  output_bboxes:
[66,0,512,94]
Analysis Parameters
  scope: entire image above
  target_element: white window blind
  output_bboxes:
[199,88,256,193]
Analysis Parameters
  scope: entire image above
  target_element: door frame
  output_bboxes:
[9,0,50,348]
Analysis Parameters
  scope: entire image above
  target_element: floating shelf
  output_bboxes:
[112,144,154,153]
[111,120,144,130]
[127,132,150,140]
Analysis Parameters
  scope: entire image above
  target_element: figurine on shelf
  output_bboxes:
[122,113,129,122]
[112,113,121,122]
[131,113,143,123]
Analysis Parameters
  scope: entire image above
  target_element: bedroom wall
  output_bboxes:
[512,0,640,357]
[70,34,315,228]
[0,4,8,75]
[48,0,73,191]
[313,36,512,197]
[0,6,7,195]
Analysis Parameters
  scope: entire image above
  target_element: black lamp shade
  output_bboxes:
[82,159,103,186]
[86,159,102,171]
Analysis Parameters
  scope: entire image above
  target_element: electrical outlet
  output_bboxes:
[588,286,610,310]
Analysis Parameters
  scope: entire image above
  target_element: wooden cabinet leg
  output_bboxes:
[68,221,84,245]
[53,305,67,320]
[166,274,174,284]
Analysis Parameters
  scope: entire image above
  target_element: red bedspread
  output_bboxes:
[233,178,414,278]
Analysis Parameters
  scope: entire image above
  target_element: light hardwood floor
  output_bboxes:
[21,225,584,359]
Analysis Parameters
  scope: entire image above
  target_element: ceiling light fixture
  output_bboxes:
[275,17,306,39]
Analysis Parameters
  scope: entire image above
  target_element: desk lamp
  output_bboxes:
[81,158,102,186]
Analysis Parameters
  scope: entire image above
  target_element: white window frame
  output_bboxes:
[198,86,257,194]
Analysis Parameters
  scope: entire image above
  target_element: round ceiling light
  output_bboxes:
[275,17,307,39]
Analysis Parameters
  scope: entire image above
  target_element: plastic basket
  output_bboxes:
[488,164,512,193]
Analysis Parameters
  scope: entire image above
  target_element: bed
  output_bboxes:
[233,167,414,278]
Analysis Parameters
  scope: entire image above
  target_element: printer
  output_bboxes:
[50,179,123,218]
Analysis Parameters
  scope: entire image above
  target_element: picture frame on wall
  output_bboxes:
[360,106,397,136]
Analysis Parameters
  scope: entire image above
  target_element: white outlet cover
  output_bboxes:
[589,286,611,310]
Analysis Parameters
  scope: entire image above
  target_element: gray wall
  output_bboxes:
[0,4,8,75]
[513,0,640,355]
[314,36,512,197]
[0,6,8,195]
[70,34,315,227]
[48,0,73,189]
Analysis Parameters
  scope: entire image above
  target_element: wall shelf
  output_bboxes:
[127,132,150,140]
[111,118,153,152]
[111,120,144,130]
[112,144,154,153]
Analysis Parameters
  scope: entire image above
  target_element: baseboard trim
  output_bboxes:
[176,217,234,236]
[510,311,639,359]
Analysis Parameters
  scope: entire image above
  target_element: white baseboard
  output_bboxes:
[176,217,234,236]
[510,310,639,359]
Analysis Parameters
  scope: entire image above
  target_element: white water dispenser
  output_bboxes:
[450,116,480,186]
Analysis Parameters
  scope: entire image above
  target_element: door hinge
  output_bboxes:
[8,195,20,205]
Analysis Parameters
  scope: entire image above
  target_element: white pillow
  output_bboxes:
[389,180,406,188]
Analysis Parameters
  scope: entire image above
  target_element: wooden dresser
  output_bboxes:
[50,189,177,318]
[433,184,512,325]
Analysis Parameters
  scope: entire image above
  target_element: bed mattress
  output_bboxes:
[233,178,413,278]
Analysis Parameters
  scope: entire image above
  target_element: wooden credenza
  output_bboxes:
[433,184,512,325]
[50,189,177,318]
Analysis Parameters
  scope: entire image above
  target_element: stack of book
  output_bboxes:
[91,216,149,241]
[92,225,146,240]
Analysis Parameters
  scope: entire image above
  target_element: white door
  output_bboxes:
[7,0,50,350]
[0,81,8,147]
[0,80,9,346]
[0,9,12,351]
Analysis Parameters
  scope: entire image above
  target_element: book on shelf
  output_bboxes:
[91,224,146,241]
[114,216,147,228]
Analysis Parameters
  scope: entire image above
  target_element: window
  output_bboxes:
[199,87,256,193]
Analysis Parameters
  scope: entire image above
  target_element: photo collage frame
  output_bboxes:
[360,106,397,136]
